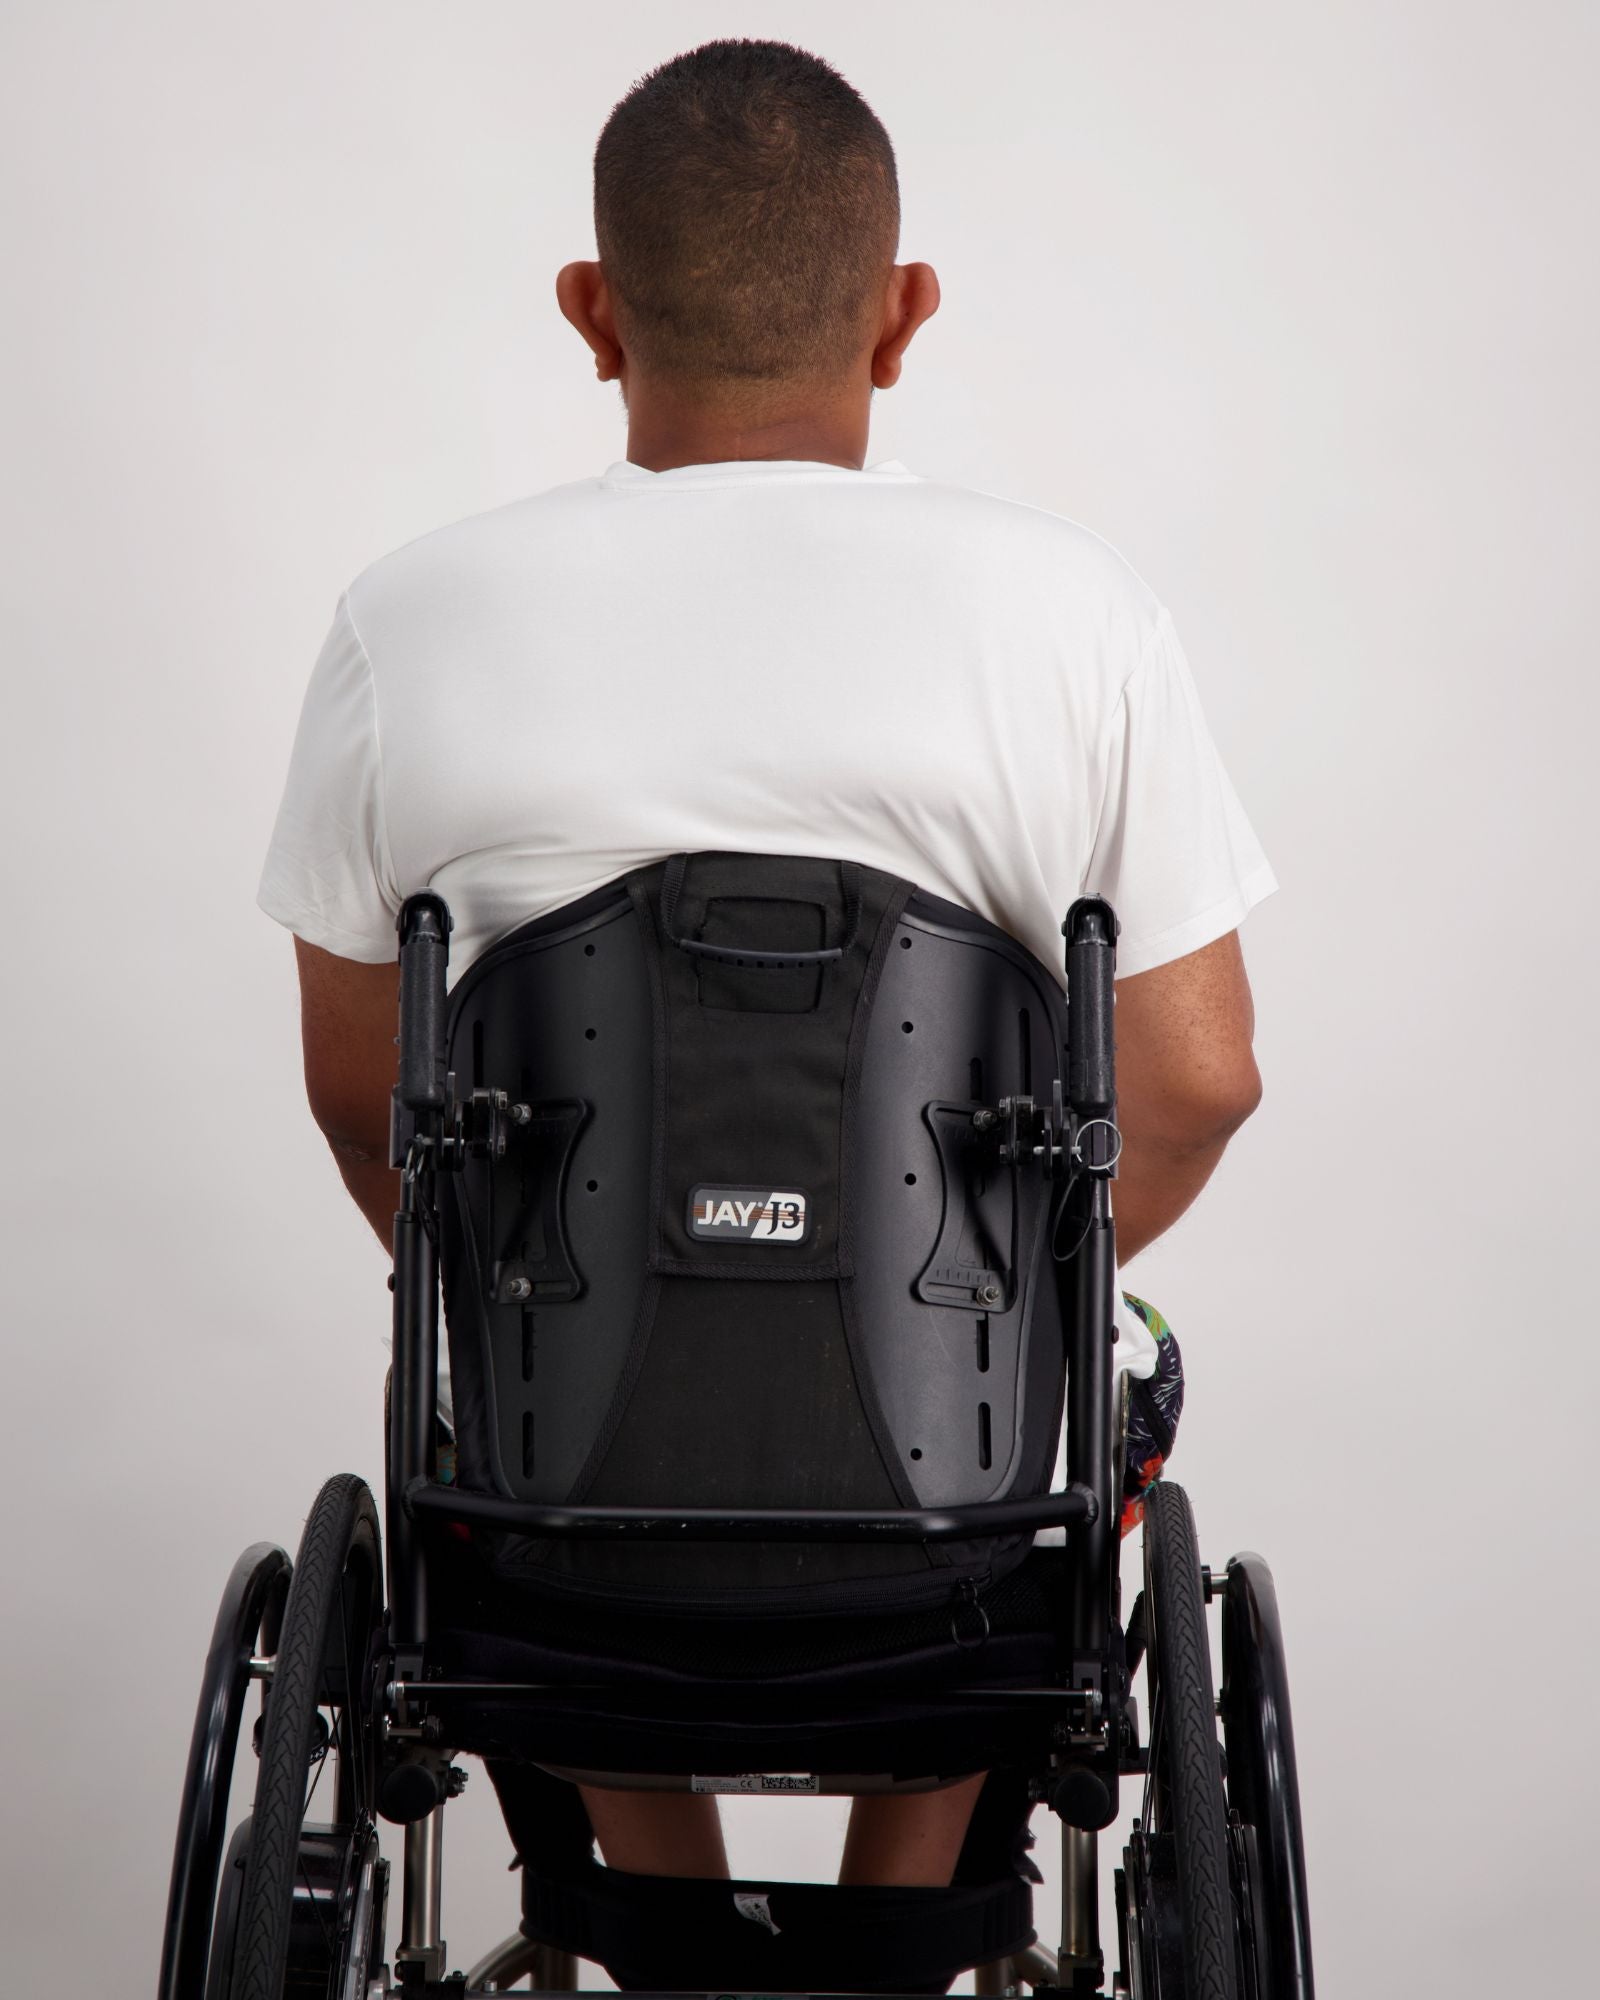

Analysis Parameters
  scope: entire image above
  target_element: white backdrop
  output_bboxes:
[3,2,1595,1991]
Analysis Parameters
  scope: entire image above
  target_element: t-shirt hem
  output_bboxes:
[256,881,399,964]
[1113,861,1279,980]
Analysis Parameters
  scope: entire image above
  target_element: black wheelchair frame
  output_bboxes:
[161,886,1313,2000]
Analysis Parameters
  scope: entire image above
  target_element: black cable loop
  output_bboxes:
[403,1137,442,1255]
[1049,1167,1094,1263]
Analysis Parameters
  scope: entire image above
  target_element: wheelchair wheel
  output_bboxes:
[1120,1480,1238,2000]
[1219,1554,1314,1999]
[161,1542,291,2000]
[218,1475,387,2000]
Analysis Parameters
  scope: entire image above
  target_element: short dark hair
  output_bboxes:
[594,39,899,388]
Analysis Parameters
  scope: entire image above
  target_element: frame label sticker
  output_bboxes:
[692,1773,821,1794]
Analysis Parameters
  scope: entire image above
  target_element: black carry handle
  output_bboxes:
[1063,895,1119,1117]
[658,852,862,968]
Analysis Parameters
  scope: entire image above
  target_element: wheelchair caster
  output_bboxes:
[1048,1763,1116,1831]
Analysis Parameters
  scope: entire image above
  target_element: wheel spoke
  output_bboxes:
[298,1712,339,1962]
[334,1564,372,1826]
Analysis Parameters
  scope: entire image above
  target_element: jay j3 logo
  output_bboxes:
[688,1187,810,1244]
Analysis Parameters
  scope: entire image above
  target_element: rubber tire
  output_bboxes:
[1142,1481,1237,2000]
[160,1542,290,2000]
[227,1475,383,2000]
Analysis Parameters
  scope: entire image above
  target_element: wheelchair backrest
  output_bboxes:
[438,851,1071,1617]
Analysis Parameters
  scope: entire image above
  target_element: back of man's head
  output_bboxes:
[593,38,900,393]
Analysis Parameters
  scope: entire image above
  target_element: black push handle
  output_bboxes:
[1063,895,1119,1116]
[658,852,862,968]
[393,892,452,1133]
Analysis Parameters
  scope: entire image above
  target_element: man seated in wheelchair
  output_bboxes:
[255,34,1273,1971]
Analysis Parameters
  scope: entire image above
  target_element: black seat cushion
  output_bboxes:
[422,1539,1075,1779]
[429,1534,1070,1681]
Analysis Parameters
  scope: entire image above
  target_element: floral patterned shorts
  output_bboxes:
[1119,1292,1185,1538]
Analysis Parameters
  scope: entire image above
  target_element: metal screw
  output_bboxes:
[505,1277,532,1301]
[977,1281,1001,1305]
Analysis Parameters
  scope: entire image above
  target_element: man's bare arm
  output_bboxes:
[1112,930,1263,1265]
[293,937,402,1249]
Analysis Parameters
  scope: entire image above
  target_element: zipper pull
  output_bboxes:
[950,1577,991,1651]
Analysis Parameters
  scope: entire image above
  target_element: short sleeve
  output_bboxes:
[1087,609,1278,978]
[255,594,401,963]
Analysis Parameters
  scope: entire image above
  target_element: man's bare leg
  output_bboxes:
[579,1784,730,1876]
[838,1772,988,1886]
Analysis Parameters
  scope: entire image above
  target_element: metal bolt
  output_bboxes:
[505,1277,532,1301]
[978,1281,1001,1305]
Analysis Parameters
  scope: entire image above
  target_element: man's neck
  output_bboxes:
[621,374,871,473]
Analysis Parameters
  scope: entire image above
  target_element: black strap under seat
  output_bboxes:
[487,1755,1039,1993]
[520,1857,1034,1993]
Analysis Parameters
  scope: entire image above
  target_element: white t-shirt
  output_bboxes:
[259,456,1277,1388]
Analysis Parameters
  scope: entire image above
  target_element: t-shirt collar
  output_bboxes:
[601,456,916,489]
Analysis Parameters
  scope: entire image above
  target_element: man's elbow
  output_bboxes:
[317,1119,391,1171]
[305,1088,391,1168]
[1192,1055,1263,1146]
[1219,1056,1263,1135]
[1156,1055,1263,1155]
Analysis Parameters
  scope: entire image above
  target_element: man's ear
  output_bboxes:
[555,261,624,382]
[870,262,940,391]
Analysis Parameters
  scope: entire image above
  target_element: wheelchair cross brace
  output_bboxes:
[404,1475,1098,1541]
[381,890,1126,1997]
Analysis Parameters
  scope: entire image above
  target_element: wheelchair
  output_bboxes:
[161,851,1313,1998]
